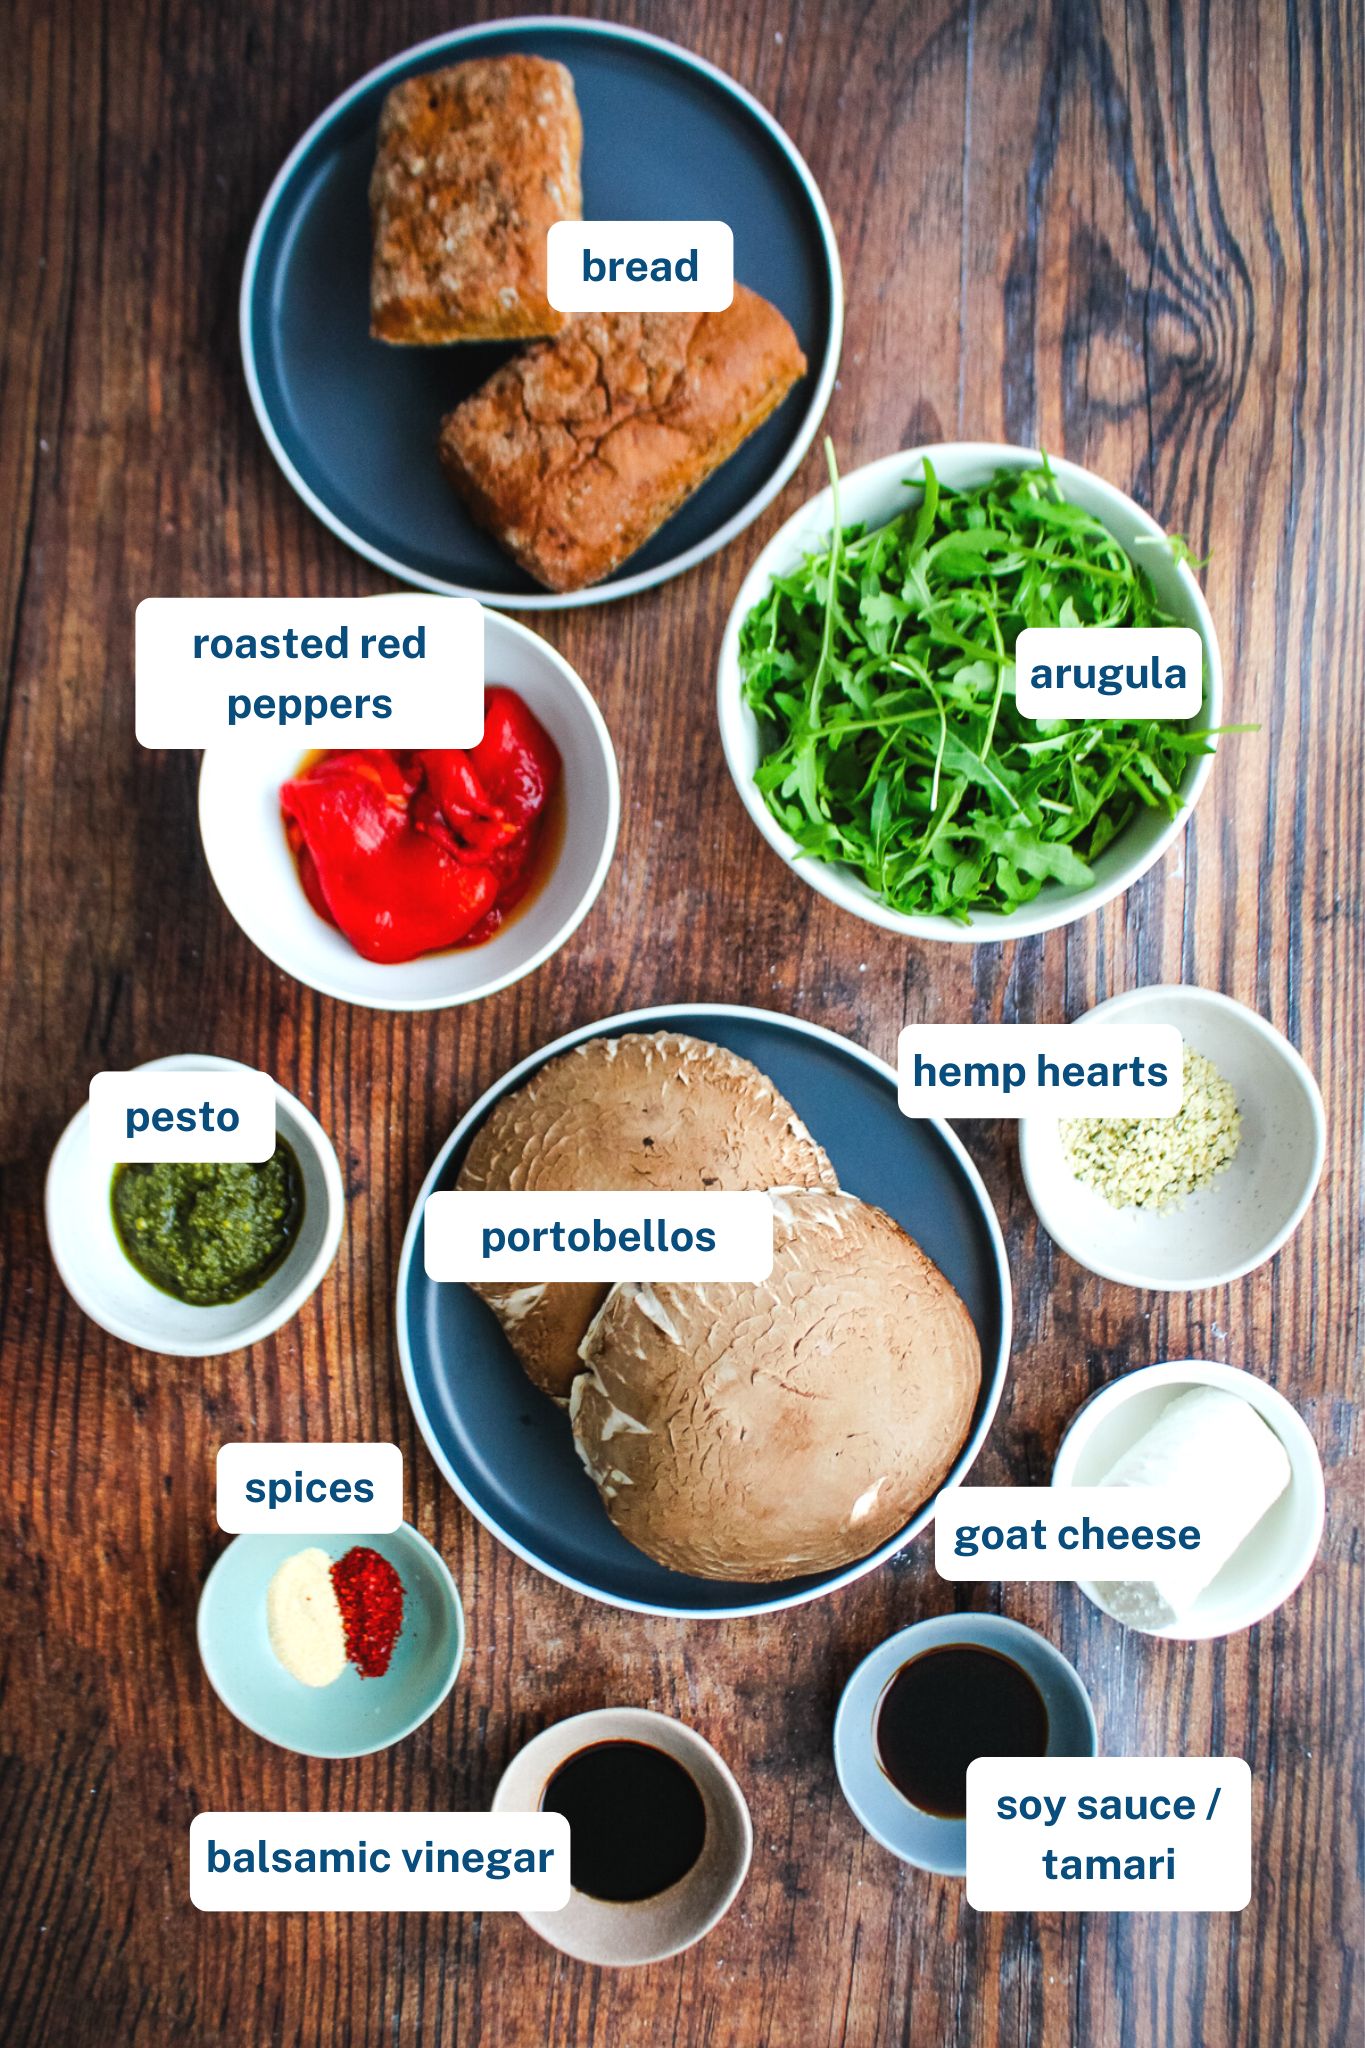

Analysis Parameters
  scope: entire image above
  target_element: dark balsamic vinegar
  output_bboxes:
[541,1739,708,1901]
[874,1645,1050,1818]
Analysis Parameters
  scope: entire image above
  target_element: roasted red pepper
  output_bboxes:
[471,687,561,830]
[280,694,561,966]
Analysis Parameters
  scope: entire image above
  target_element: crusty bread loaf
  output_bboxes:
[437,289,808,589]
[369,55,582,344]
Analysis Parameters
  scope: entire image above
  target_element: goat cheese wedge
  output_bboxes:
[1094,1387,1291,1629]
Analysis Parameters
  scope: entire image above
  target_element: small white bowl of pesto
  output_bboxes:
[1019,986,1325,1290]
[45,1053,344,1357]
[718,442,1224,942]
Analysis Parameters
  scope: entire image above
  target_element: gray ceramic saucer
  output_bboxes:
[834,1614,1097,1877]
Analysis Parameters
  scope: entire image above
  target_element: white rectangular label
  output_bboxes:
[189,1813,569,1912]
[935,1487,1215,1581]
[423,1190,774,1283]
[215,1443,404,1534]
[1015,626,1203,719]
[966,1758,1251,1911]
[89,1067,277,1163]
[897,1024,1182,1117]
[135,597,484,748]
[547,220,734,311]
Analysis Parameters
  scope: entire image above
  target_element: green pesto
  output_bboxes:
[110,1142,304,1306]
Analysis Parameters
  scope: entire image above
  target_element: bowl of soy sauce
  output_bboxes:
[833,1615,1097,1876]
[492,1706,752,1965]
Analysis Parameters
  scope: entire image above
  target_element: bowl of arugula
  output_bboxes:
[718,443,1223,941]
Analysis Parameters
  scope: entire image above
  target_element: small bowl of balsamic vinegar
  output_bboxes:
[833,1615,1097,1876]
[492,1706,752,1965]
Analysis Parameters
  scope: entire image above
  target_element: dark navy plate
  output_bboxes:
[396,1006,1012,1617]
[241,20,842,609]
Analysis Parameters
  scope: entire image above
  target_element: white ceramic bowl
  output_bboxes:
[1051,1360,1325,1639]
[45,1053,344,1356]
[493,1707,752,1967]
[718,443,1223,942]
[1019,985,1325,1290]
[199,611,619,1010]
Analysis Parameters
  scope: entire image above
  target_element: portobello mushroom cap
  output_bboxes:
[570,1189,981,1581]
[456,1032,838,1399]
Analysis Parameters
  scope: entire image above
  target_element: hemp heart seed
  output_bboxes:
[1059,1044,1241,1212]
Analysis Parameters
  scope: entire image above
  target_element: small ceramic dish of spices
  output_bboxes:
[45,1053,344,1357]
[197,1524,464,1758]
[833,1614,1097,1877]
[492,1707,752,1967]
[1019,985,1325,1291]
[198,609,619,1012]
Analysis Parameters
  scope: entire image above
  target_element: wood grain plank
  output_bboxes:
[0,1,1360,2044]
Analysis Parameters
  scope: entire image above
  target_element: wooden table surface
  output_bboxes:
[2,1,1361,2043]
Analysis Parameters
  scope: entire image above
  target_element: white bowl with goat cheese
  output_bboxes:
[1052,1361,1325,1639]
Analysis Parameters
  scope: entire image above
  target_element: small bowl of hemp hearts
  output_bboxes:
[1019,986,1325,1290]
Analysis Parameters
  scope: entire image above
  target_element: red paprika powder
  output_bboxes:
[330,1546,405,1679]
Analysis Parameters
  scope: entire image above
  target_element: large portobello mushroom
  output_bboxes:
[456,1032,838,1399]
[571,1189,981,1581]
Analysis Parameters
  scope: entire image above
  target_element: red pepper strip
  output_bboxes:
[421,750,511,836]
[465,688,561,831]
[409,788,471,864]
[299,748,419,804]
[455,904,505,949]
[481,823,542,897]
[412,752,520,863]
[451,831,545,947]
[286,827,335,929]
[281,766,498,963]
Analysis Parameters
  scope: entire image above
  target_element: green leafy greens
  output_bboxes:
[738,446,1216,921]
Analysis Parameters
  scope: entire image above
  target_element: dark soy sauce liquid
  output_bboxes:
[541,1740,708,1902]
[875,1645,1050,1818]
